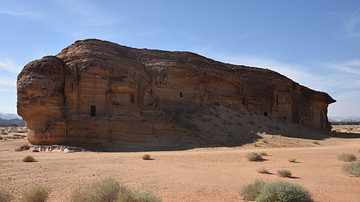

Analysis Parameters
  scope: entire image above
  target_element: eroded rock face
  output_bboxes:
[17,39,335,150]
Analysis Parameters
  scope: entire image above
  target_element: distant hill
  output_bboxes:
[0,112,21,120]
[329,116,360,122]
[0,118,25,127]
[0,112,24,126]
[329,116,360,125]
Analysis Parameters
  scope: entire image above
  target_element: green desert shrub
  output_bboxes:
[277,169,292,178]
[288,158,296,163]
[22,155,37,162]
[246,152,263,161]
[342,162,360,177]
[257,167,271,174]
[0,189,13,202]
[21,186,50,202]
[337,153,357,162]
[115,190,162,202]
[259,152,268,156]
[240,179,265,201]
[71,177,124,202]
[256,180,313,202]
[71,177,162,202]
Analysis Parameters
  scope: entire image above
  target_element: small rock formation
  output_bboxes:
[17,39,335,150]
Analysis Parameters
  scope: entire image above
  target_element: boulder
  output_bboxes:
[17,39,335,151]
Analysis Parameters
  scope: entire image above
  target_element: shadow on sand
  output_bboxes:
[59,127,360,152]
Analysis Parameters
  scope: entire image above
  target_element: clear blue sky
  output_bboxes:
[0,0,359,117]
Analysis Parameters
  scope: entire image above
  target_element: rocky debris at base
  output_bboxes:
[14,144,86,153]
[0,126,27,141]
[30,145,86,153]
[0,126,27,134]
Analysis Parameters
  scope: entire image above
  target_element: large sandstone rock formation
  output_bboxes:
[17,39,335,150]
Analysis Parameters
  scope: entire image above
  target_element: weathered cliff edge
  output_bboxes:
[17,39,335,151]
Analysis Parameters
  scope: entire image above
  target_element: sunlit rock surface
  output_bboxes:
[17,39,335,150]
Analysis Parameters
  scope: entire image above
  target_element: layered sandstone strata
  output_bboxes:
[17,39,335,150]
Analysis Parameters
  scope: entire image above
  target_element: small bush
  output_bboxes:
[246,152,263,161]
[277,169,292,178]
[342,162,360,177]
[259,152,268,156]
[0,189,13,202]
[256,180,313,202]
[21,186,50,202]
[116,190,162,202]
[240,179,265,201]
[71,177,124,202]
[312,141,319,145]
[257,167,271,174]
[337,153,357,162]
[71,178,162,202]
[22,155,37,162]
[142,154,152,160]
[288,158,296,163]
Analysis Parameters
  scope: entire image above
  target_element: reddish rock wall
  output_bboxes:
[17,39,335,150]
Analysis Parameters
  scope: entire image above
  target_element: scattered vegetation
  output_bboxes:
[0,189,13,202]
[337,153,357,162]
[142,154,152,160]
[277,169,292,178]
[288,158,296,163]
[22,155,37,162]
[71,177,161,202]
[71,177,124,202]
[342,162,360,177]
[240,179,265,201]
[21,186,50,202]
[246,152,264,161]
[257,167,271,174]
[312,141,320,145]
[115,190,162,202]
[240,180,313,202]
[259,152,268,156]
[256,180,313,202]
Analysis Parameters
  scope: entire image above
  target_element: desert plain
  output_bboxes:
[1,125,360,202]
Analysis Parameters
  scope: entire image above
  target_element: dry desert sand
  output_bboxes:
[1,125,360,202]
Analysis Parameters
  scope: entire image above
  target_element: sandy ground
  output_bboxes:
[1,125,360,202]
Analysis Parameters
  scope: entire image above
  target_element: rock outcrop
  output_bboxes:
[17,39,335,150]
